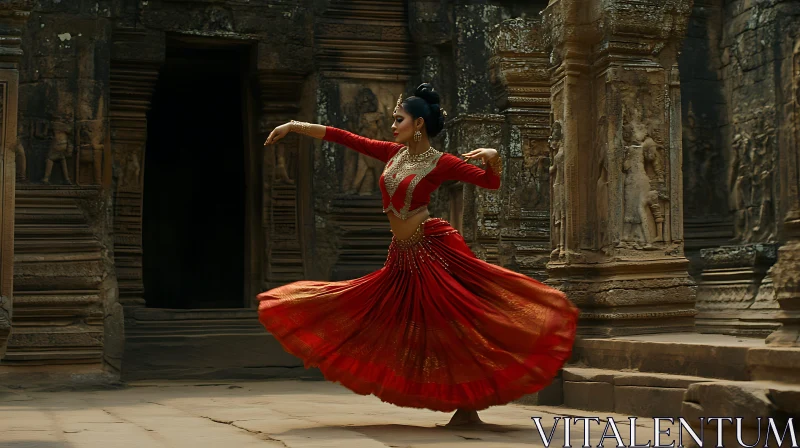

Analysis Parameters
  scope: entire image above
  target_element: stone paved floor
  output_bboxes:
[0,380,674,448]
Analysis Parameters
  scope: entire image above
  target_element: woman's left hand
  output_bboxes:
[462,148,498,164]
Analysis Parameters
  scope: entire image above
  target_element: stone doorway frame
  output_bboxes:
[111,31,266,310]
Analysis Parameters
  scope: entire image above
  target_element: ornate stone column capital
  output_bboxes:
[0,1,32,65]
[541,0,597,66]
[488,18,550,112]
[543,0,694,64]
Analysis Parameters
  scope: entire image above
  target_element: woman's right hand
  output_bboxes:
[264,123,291,146]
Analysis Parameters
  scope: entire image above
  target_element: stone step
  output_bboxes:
[681,380,799,447]
[560,367,714,418]
[570,332,765,381]
[122,332,322,381]
[122,308,322,381]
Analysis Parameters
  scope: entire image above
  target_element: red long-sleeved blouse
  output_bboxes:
[323,126,501,220]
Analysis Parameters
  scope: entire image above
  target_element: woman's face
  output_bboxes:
[391,107,416,144]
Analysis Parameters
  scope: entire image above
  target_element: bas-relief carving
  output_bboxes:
[683,105,725,215]
[42,121,73,185]
[796,44,800,163]
[77,119,104,185]
[490,17,543,56]
[15,122,26,182]
[596,116,610,251]
[15,140,26,181]
[339,84,396,196]
[729,108,777,244]
[621,143,663,250]
[795,43,800,212]
[274,142,295,185]
[615,87,671,250]
[549,121,565,259]
[76,97,106,186]
[521,137,550,210]
[121,150,141,190]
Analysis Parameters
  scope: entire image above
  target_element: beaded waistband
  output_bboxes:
[391,218,434,249]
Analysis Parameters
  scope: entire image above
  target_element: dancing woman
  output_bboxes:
[258,83,578,426]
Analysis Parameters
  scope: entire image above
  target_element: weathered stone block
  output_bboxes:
[572,336,753,380]
[681,381,799,448]
[614,386,686,417]
[747,346,800,384]
[563,381,614,412]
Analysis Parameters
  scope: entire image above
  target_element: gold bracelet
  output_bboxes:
[487,155,503,175]
[290,120,312,136]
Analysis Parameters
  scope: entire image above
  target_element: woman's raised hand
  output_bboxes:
[462,148,498,164]
[264,123,291,146]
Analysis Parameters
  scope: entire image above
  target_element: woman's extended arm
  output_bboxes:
[440,148,502,190]
[264,120,326,144]
[264,121,403,163]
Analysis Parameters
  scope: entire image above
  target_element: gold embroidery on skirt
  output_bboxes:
[386,218,460,274]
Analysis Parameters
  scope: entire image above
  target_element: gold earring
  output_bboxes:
[413,130,422,142]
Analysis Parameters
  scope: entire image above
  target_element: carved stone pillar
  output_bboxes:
[542,0,696,336]
[488,18,551,280]
[110,28,162,308]
[0,1,31,358]
[444,114,505,263]
[315,0,412,281]
[765,42,800,347]
[690,0,793,337]
[257,71,308,292]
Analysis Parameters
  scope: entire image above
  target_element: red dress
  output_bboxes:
[257,127,578,412]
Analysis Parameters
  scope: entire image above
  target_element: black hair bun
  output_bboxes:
[415,83,440,106]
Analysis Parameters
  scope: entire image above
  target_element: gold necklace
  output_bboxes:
[406,146,436,162]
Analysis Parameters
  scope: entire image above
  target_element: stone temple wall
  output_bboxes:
[682,0,800,337]
[8,1,121,373]
[0,0,556,379]
[0,0,798,383]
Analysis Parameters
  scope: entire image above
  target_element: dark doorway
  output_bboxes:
[143,42,248,309]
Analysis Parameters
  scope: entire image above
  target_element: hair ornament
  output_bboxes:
[396,93,403,108]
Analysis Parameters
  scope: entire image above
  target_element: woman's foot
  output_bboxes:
[443,409,485,427]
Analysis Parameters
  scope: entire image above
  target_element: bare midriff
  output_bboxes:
[387,207,431,240]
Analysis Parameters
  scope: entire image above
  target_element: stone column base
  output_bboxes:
[767,238,800,346]
[696,244,780,337]
[547,258,696,337]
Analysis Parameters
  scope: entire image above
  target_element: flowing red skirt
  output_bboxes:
[257,217,578,412]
